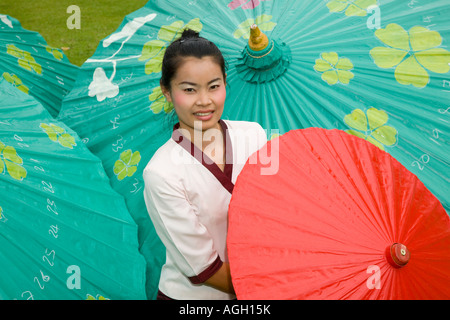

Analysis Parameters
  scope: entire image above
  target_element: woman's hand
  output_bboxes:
[204,262,235,294]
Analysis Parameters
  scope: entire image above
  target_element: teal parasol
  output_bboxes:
[0,78,147,300]
[58,0,450,297]
[0,14,79,117]
[216,0,450,212]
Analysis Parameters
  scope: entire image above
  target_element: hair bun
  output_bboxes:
[180,29,200,39]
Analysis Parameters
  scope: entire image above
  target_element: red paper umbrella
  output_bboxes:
[227,128,450,300]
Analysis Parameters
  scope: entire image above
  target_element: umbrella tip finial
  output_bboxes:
[249,24,269,51]
[386,243,410,268]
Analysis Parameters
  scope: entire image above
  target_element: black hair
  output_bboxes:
[160,29,227,90]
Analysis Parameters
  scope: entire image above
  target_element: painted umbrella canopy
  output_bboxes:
[58,0,450,297]
[0,14,79,117]
[0,78,147,300]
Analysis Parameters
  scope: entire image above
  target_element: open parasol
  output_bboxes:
[216,0,450,212]
[0,14,79,117]
[0,78,147,300]
[57,0,450,297]
[227,128,450,299]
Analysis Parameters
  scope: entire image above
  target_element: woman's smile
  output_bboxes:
[193,110,215,121]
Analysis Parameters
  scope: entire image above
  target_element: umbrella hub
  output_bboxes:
[248,24,269,51]
[235,26,291,84]
[386,243,410,268]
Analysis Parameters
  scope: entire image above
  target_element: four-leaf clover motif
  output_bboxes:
[40,123,77,149]
[370,23,450,88]
[113,149,141,181]
[86,294,109,300]
[2,72,29,94]
[314,52,354,85]
[344,107,397,150]
[0,140,27,181]
[6,44,42,75]
[45,46,64,61]
[149,87,173,114]
[233,14,276,39]
[327,0,377,16]
[139,18,202,75]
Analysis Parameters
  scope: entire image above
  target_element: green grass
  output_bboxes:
[0,0,149,66]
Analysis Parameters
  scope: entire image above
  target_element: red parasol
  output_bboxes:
[227,128,450,299]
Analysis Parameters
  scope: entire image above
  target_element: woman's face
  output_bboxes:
[162,56,226,136]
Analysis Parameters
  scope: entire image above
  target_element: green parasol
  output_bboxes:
[0,78,147,299]
[0,14,79,117]
[58,0,449,297]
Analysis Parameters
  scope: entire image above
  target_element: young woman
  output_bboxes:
[143,29,267,300]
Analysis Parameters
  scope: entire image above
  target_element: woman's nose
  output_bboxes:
[196,91,212,106]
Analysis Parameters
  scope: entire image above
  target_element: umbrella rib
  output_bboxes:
[302,131,394,244]
[327,132,397,243]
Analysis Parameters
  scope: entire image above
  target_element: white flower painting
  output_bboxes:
[86,13,157,102]
[0,15,13,28]
[103,13,157,48]
[88,67,119,102]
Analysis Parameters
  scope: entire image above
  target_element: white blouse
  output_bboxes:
[143,120,267,300]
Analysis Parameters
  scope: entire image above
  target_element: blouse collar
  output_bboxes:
[171,120,234,194]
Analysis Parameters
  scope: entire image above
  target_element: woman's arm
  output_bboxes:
[204,262,235,294]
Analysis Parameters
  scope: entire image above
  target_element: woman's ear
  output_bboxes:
[160,84,172,103]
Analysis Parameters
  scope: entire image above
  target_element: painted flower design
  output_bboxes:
[327,0,377,16]
[228,0,271,10]
[40,123,77,149]
[149,87,173,114]
[85,14,157,102]
[88,67,119,101]
[344,107,397,150]
[6,44,42,75]
[140,39,166,75]
[86,294,109,300]
[314,52,354,85]
[3,72,29,94]
[139,18,202,75]
[370,23,450,88]
[0,140,27,181]
[113,149,141,181]
[233,14,276,39]
[46,46,64,61]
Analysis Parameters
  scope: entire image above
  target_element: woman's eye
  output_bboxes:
[184,88,195,93]
[210,84,220,90]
